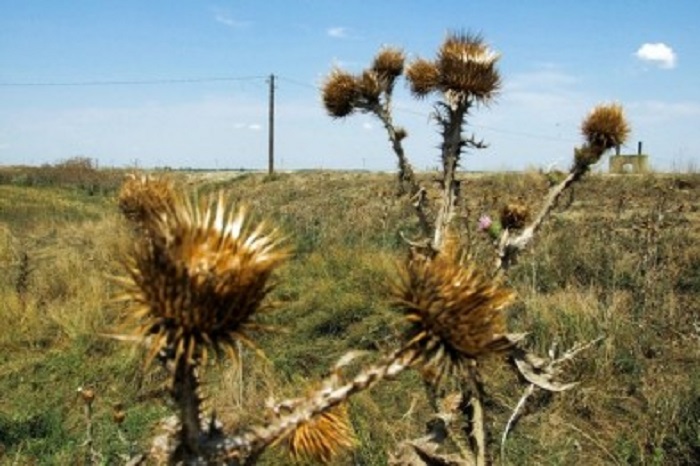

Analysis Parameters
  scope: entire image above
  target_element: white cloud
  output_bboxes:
[248,123,262,131]
[327,27,348,38]
[635,42,676,69]
[362,122,373,130]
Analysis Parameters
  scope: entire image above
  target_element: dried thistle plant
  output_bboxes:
[405,58,440,98]
[392,247,516,384]
[406,32,502,104]
[119,192,288,372]
[322,69,359,119]
[434,32,501,105]
[575,103,630,170]
[372,47,405,91]
[322,48,420,199]
[118,174,177,230]
[581,103,630,152]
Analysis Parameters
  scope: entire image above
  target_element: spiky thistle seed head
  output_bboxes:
[393,253,515,383]
[372,47,405,90]
[581,103,630,151]
[500,203,530,230]
[356,70,382,106]
[119,192,288,372]
[437,32,501,103]
[405,58,440,98]
[118,174,177,231]
[284,404,355,464]
[322,69,359,118]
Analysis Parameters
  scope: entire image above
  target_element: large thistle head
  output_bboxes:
[581,103,630,151]
[577,103,630,168]
[406,32,501,105]
[119,192,288,371]
[392,251,515,383]
[371,46,405,91]
[322,69,360,118]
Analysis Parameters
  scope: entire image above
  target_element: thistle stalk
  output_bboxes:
[171,360,203,458]
[433,102,468,252]
[207,345,421,462]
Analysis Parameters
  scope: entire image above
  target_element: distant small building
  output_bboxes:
[609,141,649,174]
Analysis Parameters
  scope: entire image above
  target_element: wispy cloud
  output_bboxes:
[214,11,250,29]
[629,100,700,123]
[327,26,349,39]
[506,64,579,92]
[635,42,676,69]
[234,122,262,131]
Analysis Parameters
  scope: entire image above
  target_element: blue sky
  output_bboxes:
[1,0,699,171]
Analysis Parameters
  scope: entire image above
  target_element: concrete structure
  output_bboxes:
[609,154,649,174]
[609,141,650,174]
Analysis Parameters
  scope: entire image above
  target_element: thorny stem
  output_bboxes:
[371,101,432,238]
[207,345,421,463]
[495,164,588,274]
[460,364,486,466]
[172,360,203,459]
[433,102,468,252]
[83,401,101,464]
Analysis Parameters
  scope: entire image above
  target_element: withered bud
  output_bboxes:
[395,127,408,141]
[322,69,359,118]
[500,203,530,230]
[77,387,96,405]
[405,58,440,98]
[112,403,126,425]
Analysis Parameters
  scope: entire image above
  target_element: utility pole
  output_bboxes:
[268,73,275,175]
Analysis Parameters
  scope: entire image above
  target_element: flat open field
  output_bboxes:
[1,168,698,464]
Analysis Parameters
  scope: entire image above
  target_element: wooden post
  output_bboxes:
[268,74,275,175]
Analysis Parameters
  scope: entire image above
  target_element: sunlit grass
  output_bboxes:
[0,170,698,463]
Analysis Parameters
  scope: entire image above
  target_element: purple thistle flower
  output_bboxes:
[477,215,493,231]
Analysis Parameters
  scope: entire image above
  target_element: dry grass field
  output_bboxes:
[0,164,698,464]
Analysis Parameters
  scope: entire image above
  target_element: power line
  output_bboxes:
[0,75,266,87]
[276,75,319,91]
[393,105,577,144]
[0,71,578,144]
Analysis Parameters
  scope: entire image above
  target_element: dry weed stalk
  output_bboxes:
[322,34,630,465]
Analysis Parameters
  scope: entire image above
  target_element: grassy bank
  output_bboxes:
[1,169,698,464]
